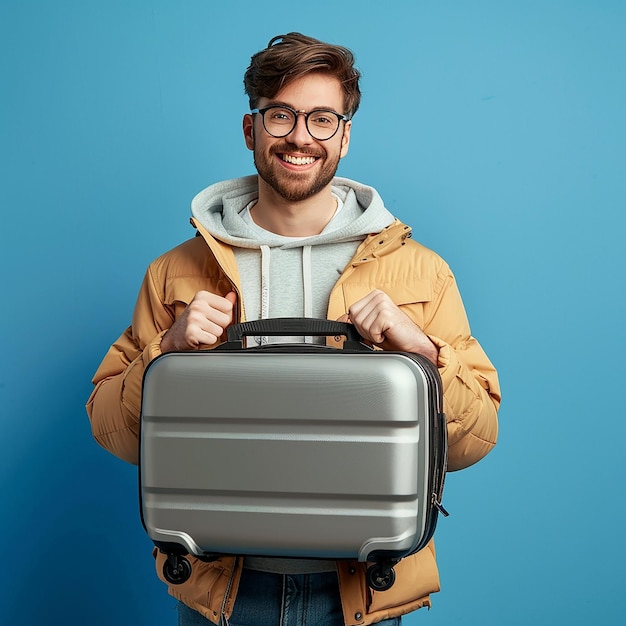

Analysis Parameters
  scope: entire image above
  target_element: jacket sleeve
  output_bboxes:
[423,267,500,472]
[86,266,174,465]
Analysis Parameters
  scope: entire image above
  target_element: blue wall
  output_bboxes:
[1,1,625,624]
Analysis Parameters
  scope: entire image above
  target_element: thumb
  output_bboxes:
[336,313,350,324]
[225,291,238,322]
[225,291,238,307]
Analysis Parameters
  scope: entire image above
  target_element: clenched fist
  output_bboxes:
[160,291,237,353]
[342,289,439,365]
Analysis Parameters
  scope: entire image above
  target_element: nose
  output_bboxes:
[286,111,313,145]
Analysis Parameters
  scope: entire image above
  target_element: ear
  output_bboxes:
[339,120,352,159]
[243,114,255,151]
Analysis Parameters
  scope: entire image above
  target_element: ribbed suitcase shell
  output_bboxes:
[139,319,447,580]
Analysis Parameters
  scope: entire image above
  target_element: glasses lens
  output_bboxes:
[306,110,340,140]
[262,107,297,137]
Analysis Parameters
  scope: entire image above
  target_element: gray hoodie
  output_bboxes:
[191,175,395,341]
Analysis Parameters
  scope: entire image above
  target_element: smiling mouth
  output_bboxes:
[280,154,319,166]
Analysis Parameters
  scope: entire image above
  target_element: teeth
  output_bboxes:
[282,154,317,165]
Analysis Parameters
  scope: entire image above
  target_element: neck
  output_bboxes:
[251,178,338,237]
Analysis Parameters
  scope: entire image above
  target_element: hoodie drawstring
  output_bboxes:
[255,244,271,345]
[302,245,313,342]
[302,245,313,317]
[256,244,314,343]
[260,245,271,321]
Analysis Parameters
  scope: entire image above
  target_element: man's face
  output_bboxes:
[243,73,351,203]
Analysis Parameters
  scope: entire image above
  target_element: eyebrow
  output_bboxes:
[263,100,342,115]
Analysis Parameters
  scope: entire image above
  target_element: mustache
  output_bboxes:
[269,143,326,158]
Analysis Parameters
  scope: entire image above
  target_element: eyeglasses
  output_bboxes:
[250,105,349,141]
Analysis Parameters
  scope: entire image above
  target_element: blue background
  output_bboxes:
[1,0,625,624]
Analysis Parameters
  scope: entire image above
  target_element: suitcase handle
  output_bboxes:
[224,318,366,350]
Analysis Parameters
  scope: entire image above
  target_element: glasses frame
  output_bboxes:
[250,105,350,141]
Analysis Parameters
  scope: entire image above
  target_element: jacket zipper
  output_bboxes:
[219,557,240,626]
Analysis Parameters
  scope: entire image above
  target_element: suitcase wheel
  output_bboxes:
[163,554,192,585]
[366,562,396,592]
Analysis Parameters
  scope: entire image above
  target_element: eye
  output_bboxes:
[309,111,336,127]
[267,107,295,124]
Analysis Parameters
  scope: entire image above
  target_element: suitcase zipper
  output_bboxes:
[432,493,450,517]
[411,355,450,544]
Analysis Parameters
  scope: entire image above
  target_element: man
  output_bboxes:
[87,32,500,626]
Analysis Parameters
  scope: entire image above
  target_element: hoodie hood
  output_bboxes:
[190,175,395,248]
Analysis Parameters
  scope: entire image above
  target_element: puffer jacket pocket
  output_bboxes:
[163,276,237,322]
[163,277,205,319]
[342,279,433,330]
[367,543,440,613]
[153,550,234,622]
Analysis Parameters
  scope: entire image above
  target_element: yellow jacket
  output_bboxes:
[87,218,500,625]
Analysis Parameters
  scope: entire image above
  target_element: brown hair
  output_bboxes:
[244,32,361,119]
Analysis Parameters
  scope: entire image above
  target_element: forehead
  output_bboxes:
[260,73,345,112]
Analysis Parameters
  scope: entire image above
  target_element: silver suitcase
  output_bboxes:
[139,319,448,591]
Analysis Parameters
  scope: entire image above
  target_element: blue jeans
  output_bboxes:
[177,568,401,626]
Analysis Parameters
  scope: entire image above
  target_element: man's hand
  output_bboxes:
[160,291,237,353]
[342,289,439,365]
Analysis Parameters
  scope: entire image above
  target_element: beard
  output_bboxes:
[253,140,342,202]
